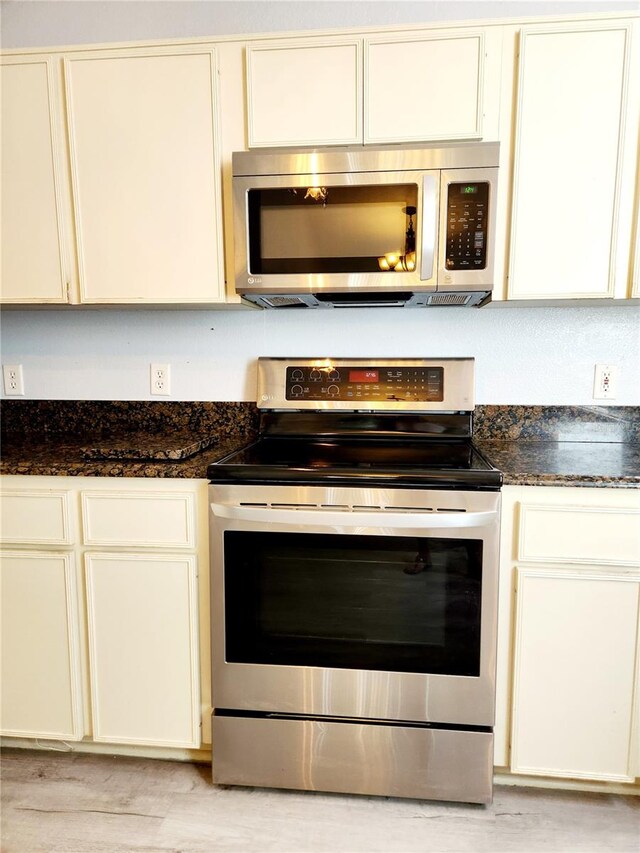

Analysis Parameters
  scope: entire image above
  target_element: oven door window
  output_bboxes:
[224,531,482,676]
[248,184,418,275]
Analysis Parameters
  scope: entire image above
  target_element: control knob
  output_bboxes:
[328,370,340,381]
[328,385,339,396]
[309,369,322,381]
[291,369,304,380]
[290,385,303,397]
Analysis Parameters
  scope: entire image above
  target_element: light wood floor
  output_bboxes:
[1,748,638,853]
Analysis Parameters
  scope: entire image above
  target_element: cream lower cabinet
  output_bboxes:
[0,551,83,740]
[0,477,209,752]
[85,552,199,747]
[495,486,640,783]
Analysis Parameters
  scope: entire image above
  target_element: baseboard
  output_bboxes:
[494,769,639,796]
[3,739,638,797]
[1,736,212,763]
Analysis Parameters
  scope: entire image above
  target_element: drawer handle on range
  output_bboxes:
[210,503,497,529]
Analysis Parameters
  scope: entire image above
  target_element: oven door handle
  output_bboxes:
[210,503,497,529]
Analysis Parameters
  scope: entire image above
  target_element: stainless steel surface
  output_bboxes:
[232,141,500,176]
[420,174,438,282]
[209,483,500,727]
[232,143,499,305]
[212,715,494,804]
[257,356,475,411]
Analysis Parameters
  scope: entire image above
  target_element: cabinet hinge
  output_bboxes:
[65,282,71,302]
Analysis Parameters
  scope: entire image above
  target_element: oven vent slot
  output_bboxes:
[385,506,434,512]
[236,502,468,513]
[271,503,317,508]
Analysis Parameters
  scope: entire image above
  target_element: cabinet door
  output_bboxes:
[246,39,362,147]
[364,31,489,144]
[511,567,640,781]
[85,552,200,747]
[64,47,224,303]
[0,58,71,303]
[0,551,83,739]
[508,23,633,299]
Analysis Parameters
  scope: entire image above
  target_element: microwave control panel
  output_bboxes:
[285,366,444,403]
[445,182,489,270]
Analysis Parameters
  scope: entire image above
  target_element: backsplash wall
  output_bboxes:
[1,305,639,405]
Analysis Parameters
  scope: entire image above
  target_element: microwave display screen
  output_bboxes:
[248,184,418,275]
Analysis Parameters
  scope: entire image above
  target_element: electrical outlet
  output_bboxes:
[150,363,171,396]
[593,364,618,400]
[3,364,25,396]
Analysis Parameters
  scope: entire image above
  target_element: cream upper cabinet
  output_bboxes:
[245,30,502,149]
[507,22,639,300]
[364,29,502,144]
[64,46,225,303]
[0,57,73,303]
[246,38,362,147]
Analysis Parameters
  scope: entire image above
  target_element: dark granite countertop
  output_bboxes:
[0,433,254,479]
[1,401,638,488]
[0,401,259,479]
[476,439,640,489]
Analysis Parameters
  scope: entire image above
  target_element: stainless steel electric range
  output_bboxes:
[208,358,502,804]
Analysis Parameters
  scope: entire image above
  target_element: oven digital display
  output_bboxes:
[349,370,379,383]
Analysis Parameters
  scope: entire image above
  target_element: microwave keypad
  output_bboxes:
[285,366,444,402]
[445,182,489,270]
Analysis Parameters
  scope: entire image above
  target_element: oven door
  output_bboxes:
[210,484,500,727]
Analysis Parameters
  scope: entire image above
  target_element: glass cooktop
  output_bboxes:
[209,437,501,490]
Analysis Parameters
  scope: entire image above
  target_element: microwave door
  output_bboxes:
[234,171,438,295]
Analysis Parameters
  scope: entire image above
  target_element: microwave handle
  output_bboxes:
[420,174,439,282]
[211,503,496,530]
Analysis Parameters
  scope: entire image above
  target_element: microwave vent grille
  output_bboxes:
[427,294,472,306]
[263,296,309,308]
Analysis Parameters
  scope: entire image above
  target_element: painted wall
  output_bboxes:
[2,305,639,404]
[2,1,639,405]
[2,1,637,48]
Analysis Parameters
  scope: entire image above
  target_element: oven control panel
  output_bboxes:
[285,366,444,403]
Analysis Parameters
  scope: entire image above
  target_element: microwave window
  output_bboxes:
[248,184,418,275]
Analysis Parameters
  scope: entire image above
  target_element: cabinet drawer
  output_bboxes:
[81,491,195,548]
[0,491,73,545]
[518,503,640,566]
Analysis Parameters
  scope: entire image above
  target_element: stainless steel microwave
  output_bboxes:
[232,142,499,308]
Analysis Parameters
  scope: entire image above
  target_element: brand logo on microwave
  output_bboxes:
[248,276,262,284]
